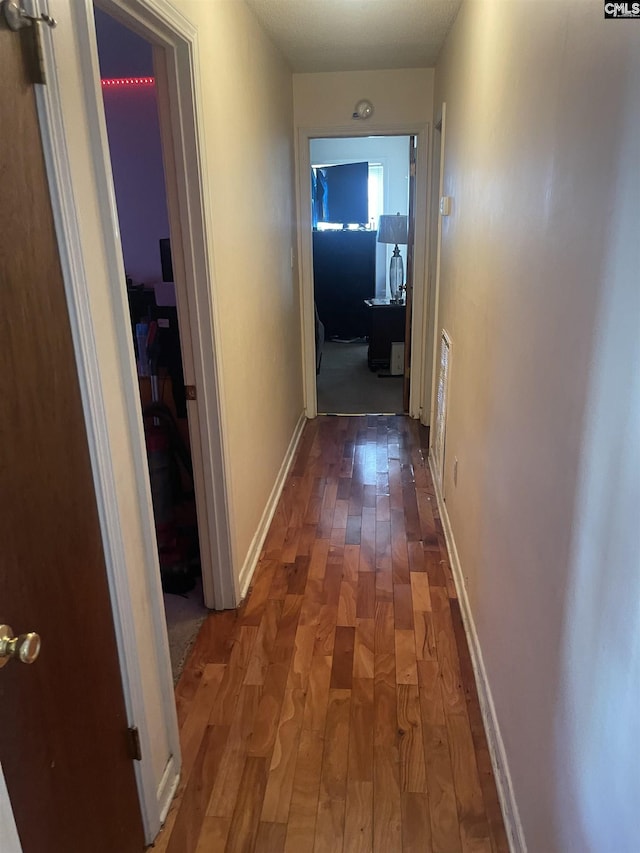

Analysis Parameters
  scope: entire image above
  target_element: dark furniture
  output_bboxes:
[127,286,187,417]
[312,229,376,339]
[364,298,406,370]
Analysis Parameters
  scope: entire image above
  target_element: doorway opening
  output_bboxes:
[94,7,207,681]
[311,135,414,415]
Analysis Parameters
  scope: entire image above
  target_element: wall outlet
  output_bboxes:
[453,456,458,486]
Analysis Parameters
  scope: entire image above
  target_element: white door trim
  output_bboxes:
[295,123,430,420]
[93,0,237,611]
[92,0,236,610]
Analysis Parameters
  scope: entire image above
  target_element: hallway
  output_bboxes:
[155,416,508,852]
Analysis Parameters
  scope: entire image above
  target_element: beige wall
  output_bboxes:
[293,68,434,129]
[175,0,303,580]
[434,1,640,849]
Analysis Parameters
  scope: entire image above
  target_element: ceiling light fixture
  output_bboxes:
[352,99,374,120]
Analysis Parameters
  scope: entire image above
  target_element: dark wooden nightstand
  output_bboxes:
[364,298,406,370]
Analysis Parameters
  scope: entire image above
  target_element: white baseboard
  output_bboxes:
[428,454,527,853]
[237,412,307,600]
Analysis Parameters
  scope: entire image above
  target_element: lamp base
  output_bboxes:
[389,245,404,302]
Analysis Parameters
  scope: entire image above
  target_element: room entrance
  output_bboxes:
[311,135,416,415]
[94,6,207,681]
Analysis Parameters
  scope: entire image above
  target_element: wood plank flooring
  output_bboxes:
[152,416,509,853]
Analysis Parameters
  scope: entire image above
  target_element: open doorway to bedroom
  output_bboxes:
[311,135,413,415]
[94,6,208,681]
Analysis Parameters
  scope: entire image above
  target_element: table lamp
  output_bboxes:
[377,213,408,302]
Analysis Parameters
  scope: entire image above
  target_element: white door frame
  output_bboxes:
[91,0,236,612]
[296,123,430,420]
[0,0,236,846]
[428,104,448,438]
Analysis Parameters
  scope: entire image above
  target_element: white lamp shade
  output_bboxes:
[377,214,408,245]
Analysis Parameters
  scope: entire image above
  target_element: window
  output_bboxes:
[368,164,384,229]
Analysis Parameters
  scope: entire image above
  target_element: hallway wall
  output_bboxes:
[433,1,640,850]
[174,0,303,586]
[293,68,434,129]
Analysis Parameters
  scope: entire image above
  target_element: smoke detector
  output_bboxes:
[353,99,374,120]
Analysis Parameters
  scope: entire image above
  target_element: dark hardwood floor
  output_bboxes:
[152,415,509,853]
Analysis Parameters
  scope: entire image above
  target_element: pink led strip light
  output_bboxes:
[101,77,155,87]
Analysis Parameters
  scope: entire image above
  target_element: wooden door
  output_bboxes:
[403,135,417,411]
[0,23,144,853]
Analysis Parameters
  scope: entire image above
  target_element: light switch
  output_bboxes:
[439,196,452,216]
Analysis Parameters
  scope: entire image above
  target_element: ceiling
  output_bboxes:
[244,0,462,73]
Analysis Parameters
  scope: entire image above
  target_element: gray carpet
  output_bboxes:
[163,578,208,683]
[317,341,404,414]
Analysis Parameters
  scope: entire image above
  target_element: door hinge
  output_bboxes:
[1,1,57,86]
[127,726,142,761]
[185,384,197,401]
[410,161,416,177]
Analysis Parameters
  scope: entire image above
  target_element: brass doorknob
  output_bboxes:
[0,624,41,667]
